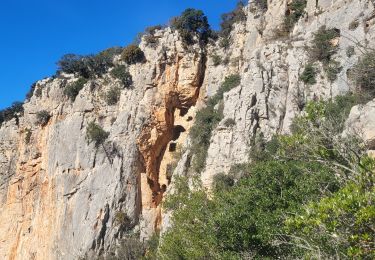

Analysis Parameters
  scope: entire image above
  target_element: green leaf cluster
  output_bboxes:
[86,121,109,147]
[64,77,88,101]
[171,8,212,46]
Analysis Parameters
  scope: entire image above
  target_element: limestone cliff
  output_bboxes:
[1,0,375,259]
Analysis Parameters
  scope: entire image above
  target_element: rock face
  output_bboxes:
[199,0,375,188]
[1,0,375,259]
[346,99,375,151]
[0,28,205,259]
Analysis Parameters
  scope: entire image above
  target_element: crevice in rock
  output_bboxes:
[92,204,110,253]
[137,48,208,234]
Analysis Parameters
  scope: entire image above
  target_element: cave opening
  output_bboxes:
[172,125,186,141]
[169,142,177,152]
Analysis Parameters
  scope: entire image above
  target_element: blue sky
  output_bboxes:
[0,0,239,109]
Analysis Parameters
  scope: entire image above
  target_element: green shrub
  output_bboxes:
[211,54,222,66]
[190,105,222,172]
[159,160,338,259]
[253,0,268,11]
[324,60,342,82]
[121,45,145,65]
[57,50,117,79]
[171,8,212,46]
[36,110,51,126]
[159,95,373,259]
[115,234,145,260]
[214,74,241,101]
[64,78,88,101]
[212,173,235,192]
[220,1,247,39]
[98,46,123,60]
[0,102,24,126]
[110,65,133,87]
[286,181,375,259]
[283,0,307,33]
[219,38,231,49]
[105,87,121,105]
[144,233,160,260]
[114,211,132,228]
[145,25,163,35]
[290,94,360,136]
[308,26,341,81]
[57,54,85,75]
[352,50,375,97]
[161,90,375,259]
[35,86,43,98]
[299,63,317,84]
[310,26,340,64]
[159,177,218,259]
[144,25,163,47]
[86,121,109,147]
[144,34,159,47]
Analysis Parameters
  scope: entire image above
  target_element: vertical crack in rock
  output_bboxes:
[137,50,207,235]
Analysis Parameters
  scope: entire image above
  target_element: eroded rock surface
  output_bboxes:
[1,0,375,259]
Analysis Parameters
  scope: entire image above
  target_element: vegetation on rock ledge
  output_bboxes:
[158,94,375,259]
[86,121,109,147]
[171,8,212,47]
[189,74,241,173]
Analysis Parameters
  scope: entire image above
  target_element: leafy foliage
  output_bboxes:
[114,234,145,260]
[310,26,340,64]
[64,78,88,101]
[159,177,219,259]
[0,102,24,126]
[211,54,222,66]
[105,87,121,105]
[143,25,163,47]
[145,25,163,35]
[99,46,123,60]
[283,0,307,33]
[57,48,120,78]
[212,172,235,192]
[171,8,212,46]
[114,211,132,229]
[111,65,133,88]
[299,63,317,84]
[86,121,109,147]
[306,26,342,81]
[324,60,342,82]
[158,95,374,259]
[220,1,247,39]
[219,38,230,49]
[36,110,51,126]
[352,50,375,97]
[121,45,145,65]
[252,0,268,12]
[160,160,339,259]
[286,180,375,259]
